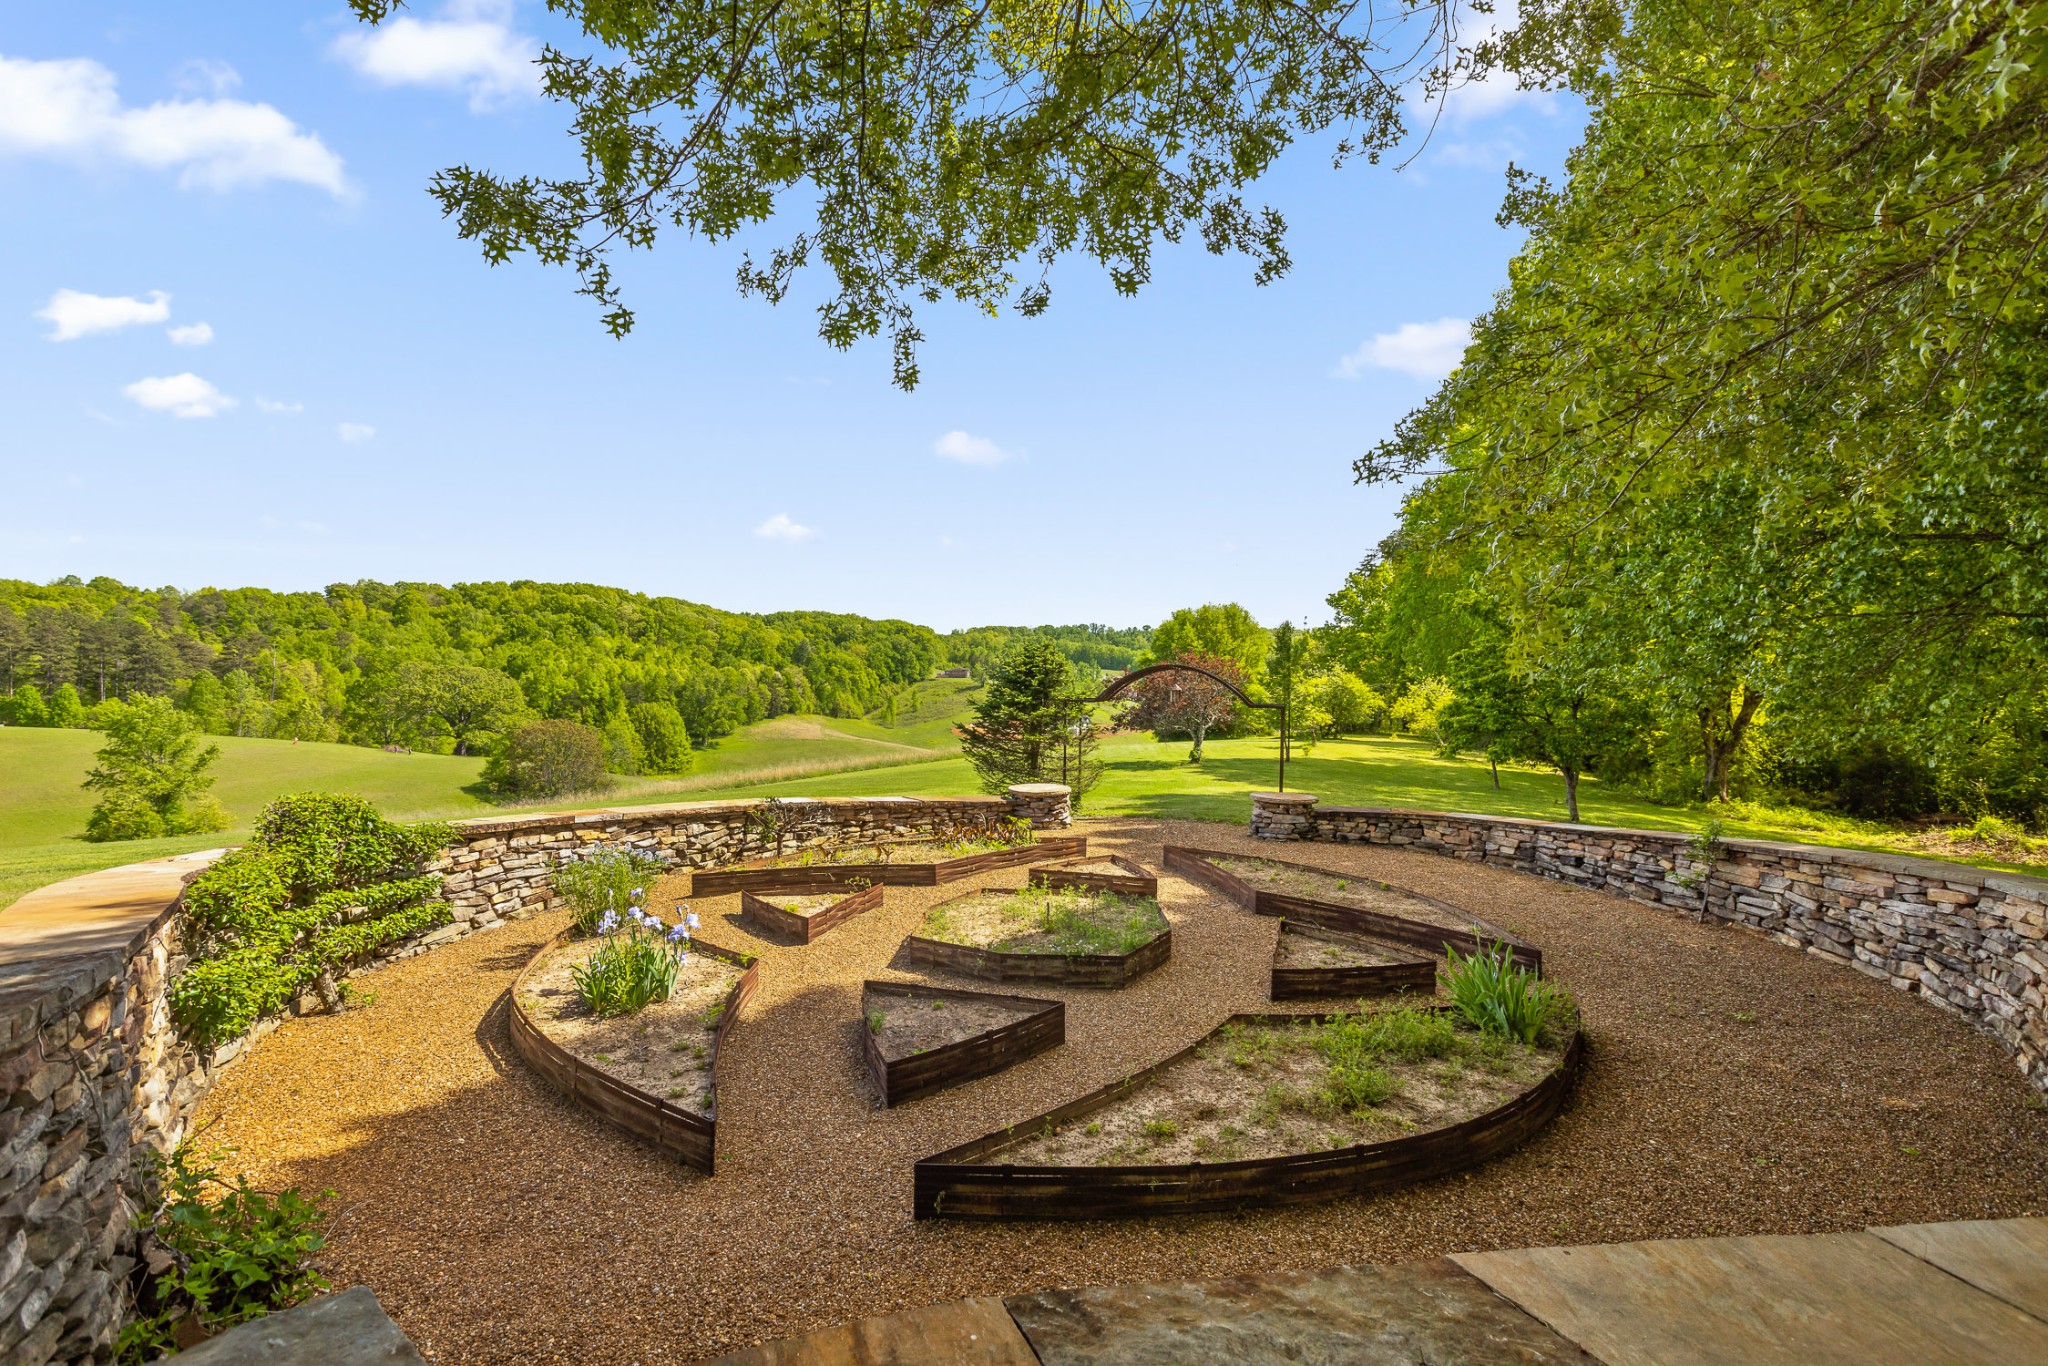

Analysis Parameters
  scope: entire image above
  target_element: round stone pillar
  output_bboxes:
[1249,791,1318,840]
[1006,783,1073,829]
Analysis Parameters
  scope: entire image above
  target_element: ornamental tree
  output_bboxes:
[1120,651,1245,762]
[80,696,231,842]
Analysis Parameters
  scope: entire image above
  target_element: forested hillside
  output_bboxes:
[0,576,1143,768]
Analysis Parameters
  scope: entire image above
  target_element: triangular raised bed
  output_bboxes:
[861,980,1064,1107]
[739,880,884,943]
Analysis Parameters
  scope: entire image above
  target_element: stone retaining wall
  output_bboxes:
[1247,793,2048,1091]
[0,786,1074,1364]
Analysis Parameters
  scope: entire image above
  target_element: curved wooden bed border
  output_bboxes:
[862,980,1065,1108]
[1270,920,1438,1001]
[740,880,885,943]
[507,931,758,1173]
[692,835,1087,896]
[1163,845,1543,974]
[902,885,1171,987]
[913,1013,1584,1219]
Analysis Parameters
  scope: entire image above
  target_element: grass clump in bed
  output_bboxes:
[1442,937,1575,1045]
[919,882,1168,956]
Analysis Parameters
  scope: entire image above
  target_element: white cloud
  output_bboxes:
[337,422,376,443]
[166,321,213,346]
[254,397,302,414]
[173,59,240,98]
[332,1,541,111]
[1432,2,1559,127]
[754,513,815,543]
[933,430,1011,466]
[34,288,169,340]
[0,53,347,194]
[1334,317,1472,382]
[124,372,234,418]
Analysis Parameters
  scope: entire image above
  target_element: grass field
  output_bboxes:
[6,684,2037,911]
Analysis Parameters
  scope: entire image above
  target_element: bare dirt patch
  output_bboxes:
[519,939,741,1115]
[867,991,1037,1061]
[1274,925,1423,970]
[1214,855,1482,932]
[1002,1011,1560,1167]
[756,892,845,919]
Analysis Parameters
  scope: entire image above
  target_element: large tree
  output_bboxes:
[81,697,231,841]
[1119,651,1247,761]
[346,0,1485,386]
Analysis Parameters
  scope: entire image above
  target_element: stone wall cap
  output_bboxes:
[1007,784,1072,795]
[1251,791,1319,805]
[448,792,1008,835]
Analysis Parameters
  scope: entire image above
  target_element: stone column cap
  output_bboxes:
[1008,783,1073,796]
[1250,791,1319,805]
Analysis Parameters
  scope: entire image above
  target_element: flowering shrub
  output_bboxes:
[572,905,701,1016]
[553,849,668,935]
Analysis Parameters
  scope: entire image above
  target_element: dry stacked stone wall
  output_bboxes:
[1246,793,2048,1091]
[0,788,1071,1363]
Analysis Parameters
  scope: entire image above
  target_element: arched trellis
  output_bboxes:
[1093,662,1290,792]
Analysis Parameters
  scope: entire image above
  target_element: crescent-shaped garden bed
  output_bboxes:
[509,931,758,1173]
[1026,853,1159,899]
[1164,845,1542,973]
[1271,920,1438,1000]
[691,834,1088,896]
[739,880,884,943]
[913,1006,1583,1219]
[862,980,1065,1107]
[901,883,1171,987]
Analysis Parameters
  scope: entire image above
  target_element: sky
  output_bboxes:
[0,3,1587,633]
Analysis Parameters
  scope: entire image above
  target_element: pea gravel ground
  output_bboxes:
[194,818,2048,1363]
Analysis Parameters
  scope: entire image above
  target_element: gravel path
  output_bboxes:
[195,819,2048,1363]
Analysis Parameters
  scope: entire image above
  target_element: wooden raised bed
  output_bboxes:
[1027,853,1158,899]
[1270,920,1438,1001]
[739,880,884,943]
[1164,845,1542,973]
[862,980,1065,1108]
[691,835,1088,897]
[913,1015,1584,1220]
[902,886,1171,988]
[507,932,757,1173]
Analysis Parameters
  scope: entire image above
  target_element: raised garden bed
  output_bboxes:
[1027,853,1158,899]
[509,932,757,1173]
[914,1006,1583,1219]
[1271,921,1437,1001]
[739,880,884,943]
[691,834,1087,896]
[901,882,1171,987]
[1164,845,1541,973]
[862,980,1065,1107]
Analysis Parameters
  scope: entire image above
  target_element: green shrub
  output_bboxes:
[1442,939,1574,1045]
[170,795,451,1049]
[552,849,668,935]
[116,1145,331,1364]
[629,701,694,774]
[484,719,611,797]
[46,683,87,728]
[572,923,683,1016]
[80,696,232,842]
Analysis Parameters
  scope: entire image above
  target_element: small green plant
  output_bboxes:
[571,917,685,1017]
[553,849,668,935]
[1442,939,1573,1045]
[116,1146,332,1364]
[865,1008,887,1034]
[1673,819,1726,891]
[334,981,378,1009]
[1141,1118,1179,1141]
[1315,1062,1396,1115]
[1084,1121,1102,1136]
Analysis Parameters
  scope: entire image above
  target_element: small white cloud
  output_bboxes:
[35,288,169,340]
[124,372,234,418]
[166,321,213,346]
[1429,1,1558,127]
[332,1,541,111]
[1334,317,1472,382]
[337,421,376,443]
[0,53,347,194]
[933,430,1010,466]
[173,59,241,98]
[254,396,302,414]
[754,513,815,543]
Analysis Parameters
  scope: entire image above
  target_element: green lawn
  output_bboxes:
[6,708,2033,913]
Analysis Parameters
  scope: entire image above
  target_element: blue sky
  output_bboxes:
[1,3,1585,632]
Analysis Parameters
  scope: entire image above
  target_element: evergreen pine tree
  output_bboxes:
[958,640,1102,806]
